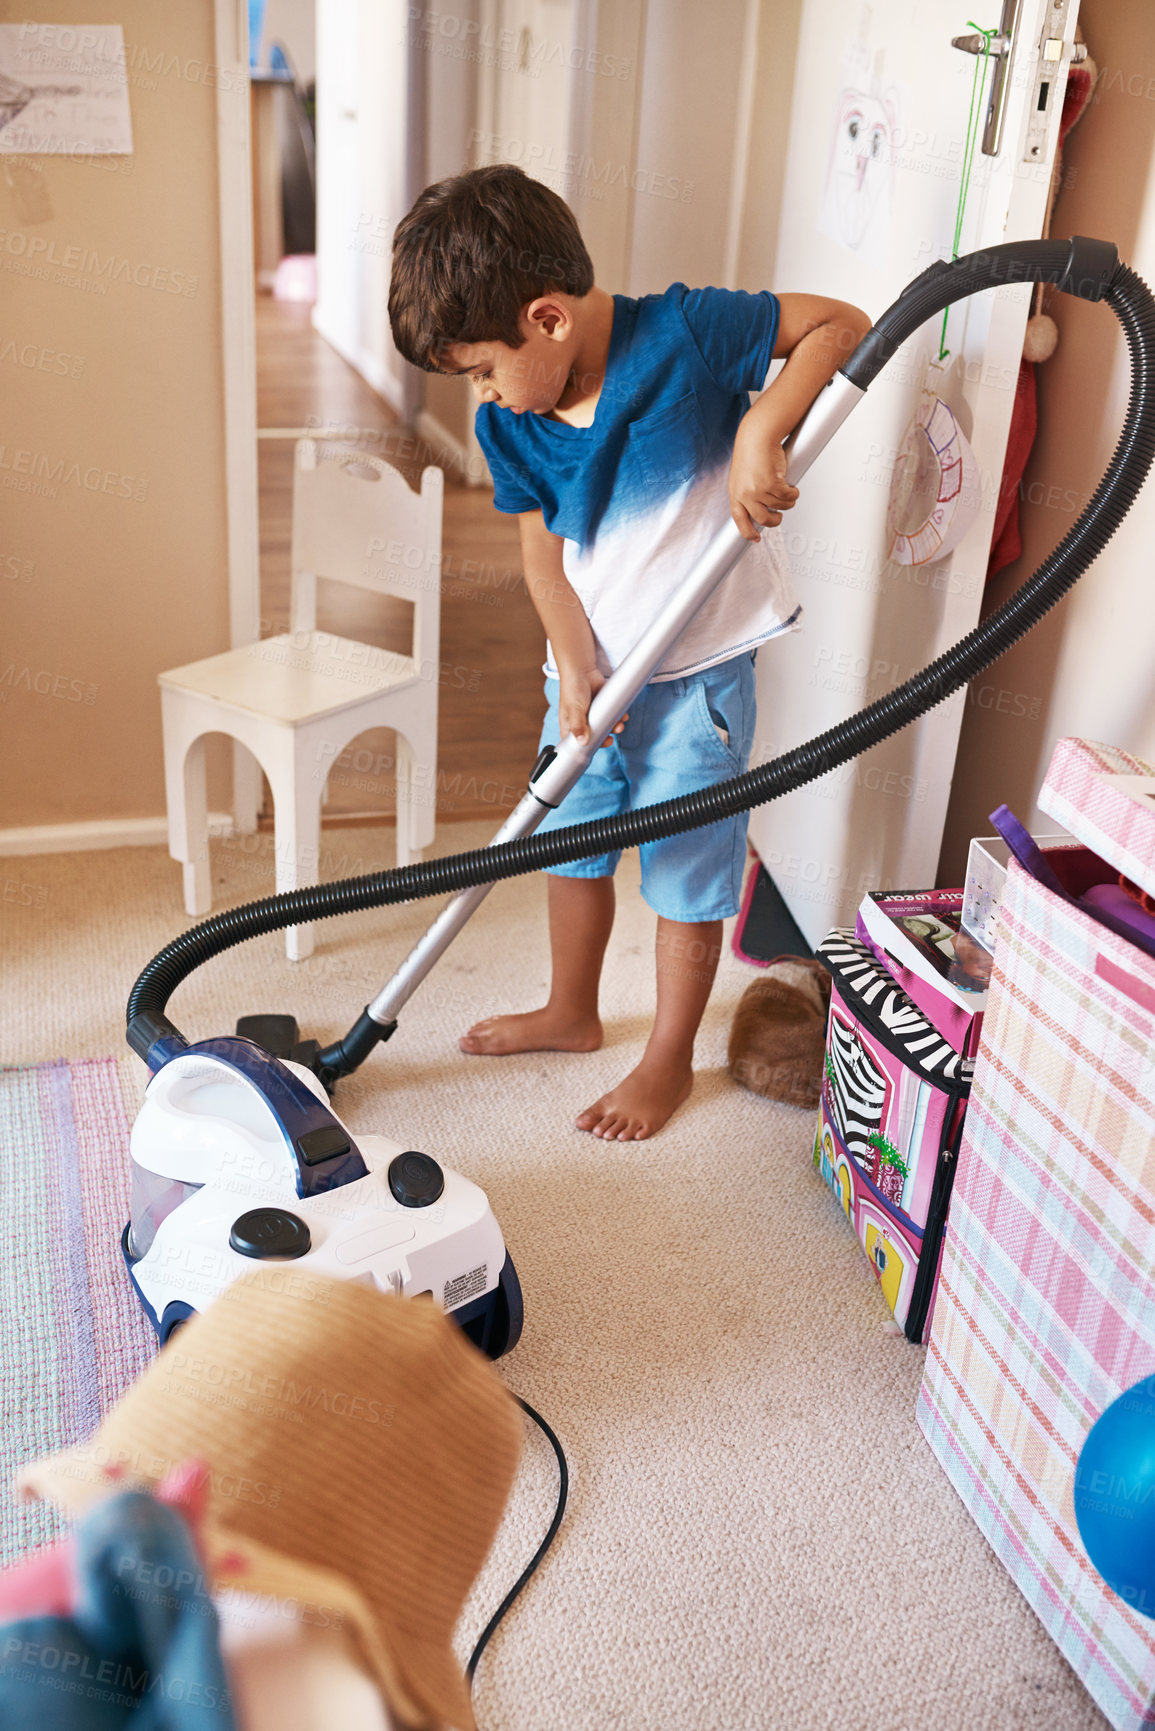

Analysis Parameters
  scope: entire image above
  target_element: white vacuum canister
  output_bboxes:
[124,1045,521,1358]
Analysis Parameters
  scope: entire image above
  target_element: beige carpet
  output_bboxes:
[0,824,1110,1731]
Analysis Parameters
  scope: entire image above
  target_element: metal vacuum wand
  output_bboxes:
[362,371,865,1032]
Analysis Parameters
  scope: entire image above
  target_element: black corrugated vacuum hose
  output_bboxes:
[128,239,1155,1065]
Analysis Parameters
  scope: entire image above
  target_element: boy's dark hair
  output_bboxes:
[388,164,594,372]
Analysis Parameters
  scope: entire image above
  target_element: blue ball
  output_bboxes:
[1074,1374,1155,1620]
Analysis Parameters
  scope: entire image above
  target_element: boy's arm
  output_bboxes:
[729,293,873,542]
[518,509,623,746]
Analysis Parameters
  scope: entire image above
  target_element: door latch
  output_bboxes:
[952,0,1086,160]
[950,0,1023,158]
[1024,0,1086,167]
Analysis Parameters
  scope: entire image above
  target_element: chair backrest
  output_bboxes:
[289,440,444,670]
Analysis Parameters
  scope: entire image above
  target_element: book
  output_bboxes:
[855,889,988,1054]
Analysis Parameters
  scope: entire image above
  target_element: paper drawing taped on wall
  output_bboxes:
[0,25,133,155]
[0,72,80,139]
[819,87,898,257]
[817,8,900,268]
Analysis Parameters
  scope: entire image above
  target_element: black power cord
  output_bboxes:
[467,1397,569,1693]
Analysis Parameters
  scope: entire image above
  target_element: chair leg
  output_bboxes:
[268,746,323,961]
[233,741,262,835]
[395,728,436,861]
[394,736,416,868]
[164,726,212,916]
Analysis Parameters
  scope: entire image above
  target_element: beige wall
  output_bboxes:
[938,0,1155,877]
[0,2,231,828]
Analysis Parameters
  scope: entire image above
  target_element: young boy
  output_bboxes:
[389,165,871,1142]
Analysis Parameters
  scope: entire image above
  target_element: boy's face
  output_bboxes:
[440,298,575,416]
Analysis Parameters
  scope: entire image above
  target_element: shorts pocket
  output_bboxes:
[692,678,743,771]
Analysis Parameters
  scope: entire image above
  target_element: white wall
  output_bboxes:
[313,0,410,413]
[261,0,316,81]
[732,0,802,295]
[315,0,797,456]
[627,0,754,294]
[420,0,487,461]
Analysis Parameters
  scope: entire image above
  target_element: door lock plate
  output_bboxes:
[1024,0,1079,166]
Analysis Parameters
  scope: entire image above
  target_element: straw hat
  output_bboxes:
[17,1269,523,1730]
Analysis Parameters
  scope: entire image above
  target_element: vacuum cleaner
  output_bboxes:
[122,236,1155,1357]
[125,1042,521,1354]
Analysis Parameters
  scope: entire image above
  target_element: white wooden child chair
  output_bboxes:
[159,440,443,960]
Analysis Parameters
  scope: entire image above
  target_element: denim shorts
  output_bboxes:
[535,651,757,922]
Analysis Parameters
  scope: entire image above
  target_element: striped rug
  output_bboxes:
[0,1058,155,1565]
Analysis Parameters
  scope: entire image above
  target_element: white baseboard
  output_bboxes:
[0,812,235,858]
[416,409,491,488]
[307,308,492,488]
[310,305,405,416]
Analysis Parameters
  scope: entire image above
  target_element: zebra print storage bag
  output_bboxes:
[813,929,976,1344]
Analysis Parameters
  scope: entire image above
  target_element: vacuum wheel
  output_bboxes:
[487,1252,524,1359]
[159,1302,197,1347]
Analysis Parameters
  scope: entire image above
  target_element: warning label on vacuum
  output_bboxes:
[444,1264,487,1308]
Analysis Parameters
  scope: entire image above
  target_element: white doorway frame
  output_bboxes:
[214,0,263,828]
[214,0,261,655]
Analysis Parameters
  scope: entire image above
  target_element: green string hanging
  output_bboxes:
[938,21,997,362]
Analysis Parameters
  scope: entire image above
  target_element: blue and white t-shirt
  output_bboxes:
[474,283,800,681]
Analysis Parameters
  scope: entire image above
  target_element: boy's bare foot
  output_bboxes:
[458,1008,603,1056]
[575,1057,693,1141]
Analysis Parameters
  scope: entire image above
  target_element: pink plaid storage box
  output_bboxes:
[917,740,1155,1730]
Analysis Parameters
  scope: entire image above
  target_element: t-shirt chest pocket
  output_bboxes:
[625,390,707,493]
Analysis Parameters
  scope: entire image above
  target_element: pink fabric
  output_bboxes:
[0,1461,211,1621]
[985,63,1095,584]
[986,358,1037,582]
[0,1542,74,1620]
